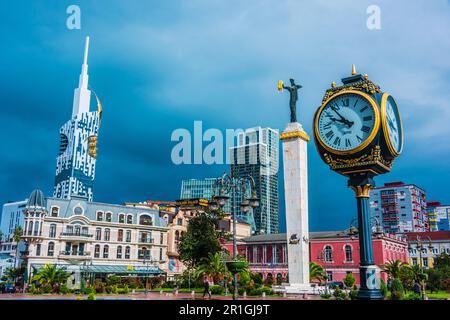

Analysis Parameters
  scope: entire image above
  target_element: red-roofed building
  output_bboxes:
[404,231,450,268]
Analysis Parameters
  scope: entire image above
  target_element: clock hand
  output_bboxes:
[330,106,354,127]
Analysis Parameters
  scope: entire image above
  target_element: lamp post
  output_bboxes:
[210,173,260,300]
[316,249,330,294]
[413,234,432,300]
[143,253,156,295]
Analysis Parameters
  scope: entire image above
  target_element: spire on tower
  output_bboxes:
[72,36,92,118]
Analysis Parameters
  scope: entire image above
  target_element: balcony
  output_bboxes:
[58,251,91,260]
[138,238,155,244]
[59,232,94,241]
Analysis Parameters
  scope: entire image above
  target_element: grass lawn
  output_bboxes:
[426,290,449,300]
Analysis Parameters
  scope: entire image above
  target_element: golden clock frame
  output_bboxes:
[380,92,404,157]
[314,89,381,156]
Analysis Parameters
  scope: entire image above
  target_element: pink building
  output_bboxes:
[229,229,408,285]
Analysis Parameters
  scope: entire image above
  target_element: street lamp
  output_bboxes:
[316,249,330,294]
[210,173,259,300]
[413,234,432,300]
[143,253,157,295]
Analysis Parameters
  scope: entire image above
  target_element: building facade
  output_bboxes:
[53,37,101,202]
[427,201,450,232]
[0,200,27,269]
[21,189,168,288]
[230,127,279,234]
[370,182,428,233]
[237,230,408,285]
[405,231,450,268]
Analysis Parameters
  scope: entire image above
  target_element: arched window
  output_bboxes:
[36,243,41,256]
[105,212,112,222]
[345,245,353,262]
[74,225,81,236]
[49,224,57,238]
[117,246,123,259]
[126,230,131,242]
[28,221,33,236]
[94,244,100,258]
[139,247,150,259]
[24,221,28,235]
[175,230,180,242]
[118,229,123,242]
[96,211,103,221]
[125,246,131,259]
[119,214,125,223]
[47,242,55,256]
[103,245,109,258]
[104,228,110,241]
[127,215,133,224]
[51,207,59,217]
[139,214,153,226]
[95,228,102,241]
[324,245,333,262]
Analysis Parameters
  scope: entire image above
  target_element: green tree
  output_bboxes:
[391,278,404,300]
[381,260,406,280]
[426,252,450,292]
[3,265,26,282]
[178,211,221,268]
[13,226,23,269]
[195,252,228,284]
[32,264,70,292]
[343,273,356,289]
[309,262,327,284]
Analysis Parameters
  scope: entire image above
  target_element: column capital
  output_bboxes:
[280,130,310,141]
[349,184,373,198]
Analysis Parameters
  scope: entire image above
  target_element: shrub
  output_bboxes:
[343,273,356,289]
[60,284,70,295]
[210,285,224,295]
[349,290,358,300]
[404,293,421,300]
[391,279,404,300]
[320,293,332,300]
[118,285,129,294]
[82,286,95,295]
[260,286,273,295]
[379,279,388,297]
[332,287,349,300]
[105,286,112,294]
[251,273,263,285]
[87,292,96,300]
[42,284,53,294]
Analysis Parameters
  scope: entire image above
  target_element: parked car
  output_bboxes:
[1,284,15,294]
[327,281,344,290]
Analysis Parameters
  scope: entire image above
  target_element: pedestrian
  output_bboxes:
[202,274,211,299]
[413,282,421,296]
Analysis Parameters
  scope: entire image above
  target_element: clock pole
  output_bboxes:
[348,173,384,300]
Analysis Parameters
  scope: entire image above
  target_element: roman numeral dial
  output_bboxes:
[316,91,379,154]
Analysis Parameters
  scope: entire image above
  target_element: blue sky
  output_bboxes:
[0,0,449,232]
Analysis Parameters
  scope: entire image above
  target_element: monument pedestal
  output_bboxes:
[280,122,311,293]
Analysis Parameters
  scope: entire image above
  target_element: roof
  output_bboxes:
[26,189,46,210]
[404,231,450,241]
[241,230,356,243]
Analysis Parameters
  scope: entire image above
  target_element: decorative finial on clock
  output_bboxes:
[351,64,357,76]
[331,81,336,88]
[363,74,369,80]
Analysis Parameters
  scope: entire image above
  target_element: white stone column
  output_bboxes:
[280,122,311,291]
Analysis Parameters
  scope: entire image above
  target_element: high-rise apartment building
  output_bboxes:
[370,182,428,233]
[427,201,450,231]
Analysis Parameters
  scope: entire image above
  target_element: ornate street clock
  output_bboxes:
[313,65,403,300]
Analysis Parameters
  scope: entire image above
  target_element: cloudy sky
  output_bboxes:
[1,0,449,232]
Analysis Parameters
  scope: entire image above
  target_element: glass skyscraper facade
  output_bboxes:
[230,127,279,235]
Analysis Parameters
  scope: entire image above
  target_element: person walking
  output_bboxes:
[202,273,211,299]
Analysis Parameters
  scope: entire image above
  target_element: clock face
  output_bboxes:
[316,91,379,154]
[382,94,403,155]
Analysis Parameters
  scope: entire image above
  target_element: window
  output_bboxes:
[51,207,59,217]
[117,246,122,259]
[36,243,41,256]
[159,248,163,261]
[423,258,429,268]
[47,242,55,256]
[34,221,40,236]
[139,247,150,259]
[119,214,125,223]
[177,218,182,226]
[125,246,131,259]
[412,257,418,266]
[324,246,333,262]
[104,228,110,241]
[175,230,180,242]
[103,245,109,258]
[118,229,123,242]
[95,228,102,241]
[28,221,33,236]
[105,212,112,222]
[126,230,131,242]
[127,215,133,224]
[74,225,81,236]
[345,245,352,262]
[73,206,83,215]
[49,224,57,238]
[160,232,164,245]
[326,271,333,281]
[139,214,153,226]
[94,244,100,258]
[96,211,103,221]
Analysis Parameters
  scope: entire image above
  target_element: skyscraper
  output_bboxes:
[53,37,102,202]
[230,127,279,234]
[180,178,232,214]
[370,182,428,233]
[427,201,450,231]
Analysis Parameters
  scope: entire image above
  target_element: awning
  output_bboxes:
[31,264,166,275]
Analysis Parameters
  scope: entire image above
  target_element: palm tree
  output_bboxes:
[13,226,23,268]
[310,262,327,284]
[381,260,406,280]
[32,264,70,291]
[195,252,228,284]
